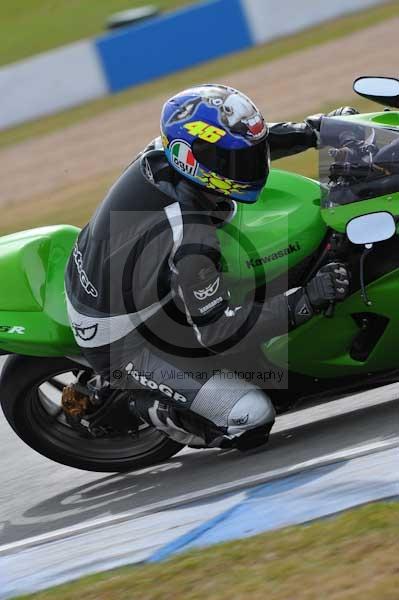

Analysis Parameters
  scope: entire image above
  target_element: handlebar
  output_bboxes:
[329,160,372,181]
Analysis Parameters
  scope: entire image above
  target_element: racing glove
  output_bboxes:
[305,107,360,146]
[287,263,350,328]
[327,106,360,118]
[306,263,350,308]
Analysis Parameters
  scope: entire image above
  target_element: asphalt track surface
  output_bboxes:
[0,351,398,549]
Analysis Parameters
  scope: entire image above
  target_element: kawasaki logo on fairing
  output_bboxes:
[0,325,25,335]
[246,242,301,269]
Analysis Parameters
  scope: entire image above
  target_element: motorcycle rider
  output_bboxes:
[65,84,353,450]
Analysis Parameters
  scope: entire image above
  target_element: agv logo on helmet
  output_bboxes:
[170,140,199,176]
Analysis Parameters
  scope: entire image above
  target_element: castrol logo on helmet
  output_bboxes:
[170,140,198,176]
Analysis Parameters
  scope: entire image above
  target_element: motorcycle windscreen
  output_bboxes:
[319,117,399,208]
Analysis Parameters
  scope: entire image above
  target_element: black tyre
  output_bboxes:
[0,355,183,473]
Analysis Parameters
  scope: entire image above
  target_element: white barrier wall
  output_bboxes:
[242,0,389,45]
[0,41,107,130]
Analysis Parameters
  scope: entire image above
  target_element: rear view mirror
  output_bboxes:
[353,76,399,109]
[346,212,396,246]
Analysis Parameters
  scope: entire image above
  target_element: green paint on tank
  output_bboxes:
[218,169,326,302]
[238,169,325,281]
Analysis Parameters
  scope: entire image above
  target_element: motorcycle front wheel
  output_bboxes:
[0,355,183,472]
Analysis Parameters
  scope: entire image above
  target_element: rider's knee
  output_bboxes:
[226,388,275,437]
[190,374,275,437]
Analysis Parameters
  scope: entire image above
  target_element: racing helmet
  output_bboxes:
[160,84,270,203]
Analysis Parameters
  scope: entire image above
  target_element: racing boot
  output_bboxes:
[130,393,274,451]
[130,396,208,447]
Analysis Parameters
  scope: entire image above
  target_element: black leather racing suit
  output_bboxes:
[65,121,317,446]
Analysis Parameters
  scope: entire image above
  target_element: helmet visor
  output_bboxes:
[192,138,269,183]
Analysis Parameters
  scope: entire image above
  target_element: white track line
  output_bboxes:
[1,438,397,556]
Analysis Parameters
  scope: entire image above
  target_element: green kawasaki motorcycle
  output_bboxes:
[1,76,399,472]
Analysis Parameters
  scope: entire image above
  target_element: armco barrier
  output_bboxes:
[0,0,389,131]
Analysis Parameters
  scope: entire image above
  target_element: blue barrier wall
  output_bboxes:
[96,0,252,93]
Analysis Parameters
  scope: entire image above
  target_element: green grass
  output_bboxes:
[1,0,398,149]
[0,0,193,67]
[17,501,399,600]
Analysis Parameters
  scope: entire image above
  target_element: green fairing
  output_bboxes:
[2,110,399,381]
[265,268,399,377]
[0,226,79,355]
[322,194,399,233]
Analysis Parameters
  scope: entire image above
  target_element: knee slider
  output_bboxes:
[190,373,275,440]
[227,389,275,437]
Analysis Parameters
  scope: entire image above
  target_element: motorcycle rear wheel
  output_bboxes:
[0,355,183,472]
